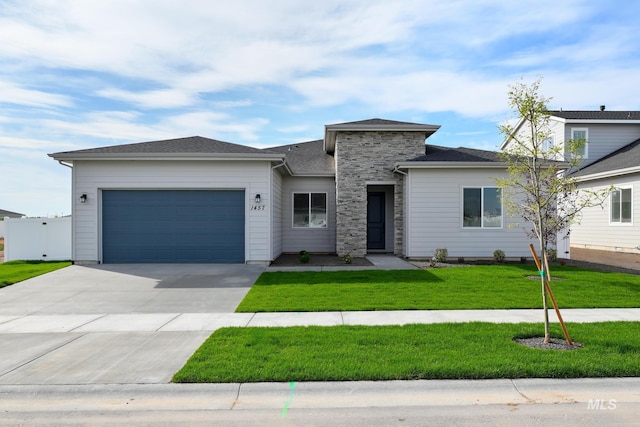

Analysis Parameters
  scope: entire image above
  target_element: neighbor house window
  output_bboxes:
[542,135,554,152]
[293,193,327,227]
[570,128,589,159]
[611,188,632,224]
[463,187,502,228]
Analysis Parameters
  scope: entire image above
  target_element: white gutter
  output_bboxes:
[575,165,640,182]
[48,152,286,161]
[394,161,507,169]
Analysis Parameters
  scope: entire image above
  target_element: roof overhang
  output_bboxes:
[575,165,640,182]
[394,161,507,170]
[550,116,640,125]
[324,123,440,153]
[48,152,286,162]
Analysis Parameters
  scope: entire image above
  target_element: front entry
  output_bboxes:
[367,192,386,250]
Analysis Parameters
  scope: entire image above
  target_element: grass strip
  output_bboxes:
[236,266,640,312]
[0,260,71,288]
[173,322,640,383]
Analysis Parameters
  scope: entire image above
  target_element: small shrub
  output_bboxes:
[493,249,505,263]
[343,253,353,264]
[457,257,465,264]
[434,248,448,263]
[299,250,310,264]
[547,249,558,262]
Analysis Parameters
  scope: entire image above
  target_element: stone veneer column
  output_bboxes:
[335,131,425,257]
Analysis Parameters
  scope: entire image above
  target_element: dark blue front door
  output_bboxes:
[102,190,245,263]
[367,192,385,250]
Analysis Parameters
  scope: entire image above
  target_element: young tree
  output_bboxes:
[496,78,609,343]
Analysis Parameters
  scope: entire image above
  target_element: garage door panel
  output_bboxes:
[102,190,245,263]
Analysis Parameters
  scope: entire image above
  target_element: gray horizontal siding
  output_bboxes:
[571,175,639,252]
[406,168,537,258]
[281,176,336,253]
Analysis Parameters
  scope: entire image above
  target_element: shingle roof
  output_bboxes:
[51,136,267,156]
[331,118,432,127]
[550,110,640,120]
[408,145,503,162]
[572,138,640,178]
[263,139,335,175]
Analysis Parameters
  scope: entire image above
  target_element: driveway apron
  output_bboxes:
[0,264,265,385]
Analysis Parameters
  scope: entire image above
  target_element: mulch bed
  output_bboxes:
[270,253,372,267]
[514,337,583,351]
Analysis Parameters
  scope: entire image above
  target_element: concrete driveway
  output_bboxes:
[0,263,265,385]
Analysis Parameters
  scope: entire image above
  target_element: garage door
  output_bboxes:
[102,190,245,263]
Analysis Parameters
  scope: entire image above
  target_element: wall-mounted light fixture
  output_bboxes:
[254,194,261,204]
[80,194,87,204]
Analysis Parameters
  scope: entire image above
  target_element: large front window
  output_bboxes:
[463,187,502,228]
[611,188,632,224]
[293,193,327,228]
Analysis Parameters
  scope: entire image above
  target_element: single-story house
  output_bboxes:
[50,118,537,264]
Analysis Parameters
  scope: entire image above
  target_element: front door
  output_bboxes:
[367,192,385,250]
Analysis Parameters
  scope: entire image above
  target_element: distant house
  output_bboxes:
[50,118,537,264]
[0,209,25,238]
[503,109,640,256]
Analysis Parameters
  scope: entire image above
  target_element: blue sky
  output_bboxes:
[2,0,640,216]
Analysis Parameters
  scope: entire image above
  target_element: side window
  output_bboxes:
[571,128,589,159]
[611,188,632,224]
[293,193,327,228]
[463,187,502,228]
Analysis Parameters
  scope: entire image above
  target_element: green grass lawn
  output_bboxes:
[236,266,640,312]
[173,321,640,383]
[0,260,71,288]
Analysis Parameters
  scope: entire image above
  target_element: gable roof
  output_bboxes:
[550,110,640,121]
[0,209,24,218]
[572,138,640,180]
[324,118,440,153]
[49,136,284,161]
[263,139,335,176]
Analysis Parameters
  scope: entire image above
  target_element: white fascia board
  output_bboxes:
[499,117,527,150]
[48,152,285,161]
[563,119,640,124]
[395,161,506,169]
[575,166,640,182]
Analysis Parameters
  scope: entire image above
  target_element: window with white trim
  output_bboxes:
[293,193,327,228]
[571,128,589,159]
[463,187,502,228]
[611,188,632,224]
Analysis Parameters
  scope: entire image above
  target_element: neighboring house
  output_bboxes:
[0,209,25,238]
[503,109,640,255]
[50,118,536,264]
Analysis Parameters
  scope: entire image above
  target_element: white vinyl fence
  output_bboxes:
[4,216,72,262]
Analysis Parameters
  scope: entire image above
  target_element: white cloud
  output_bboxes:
[0,80,72,108]
[96,88,197,109]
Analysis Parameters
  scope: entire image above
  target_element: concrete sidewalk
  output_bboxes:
[1,308,639,385]
[2,308,640,333]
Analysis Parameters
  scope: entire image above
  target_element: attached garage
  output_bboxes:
[102,190,245,263]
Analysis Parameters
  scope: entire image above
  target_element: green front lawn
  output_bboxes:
[173,322,640,383]
[0,260,71,288]
[236,266,640,312]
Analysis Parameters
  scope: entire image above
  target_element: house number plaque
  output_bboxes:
[250,205,266,211]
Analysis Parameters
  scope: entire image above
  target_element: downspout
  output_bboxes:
[58,161,73,169]
[392,165,407,176]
